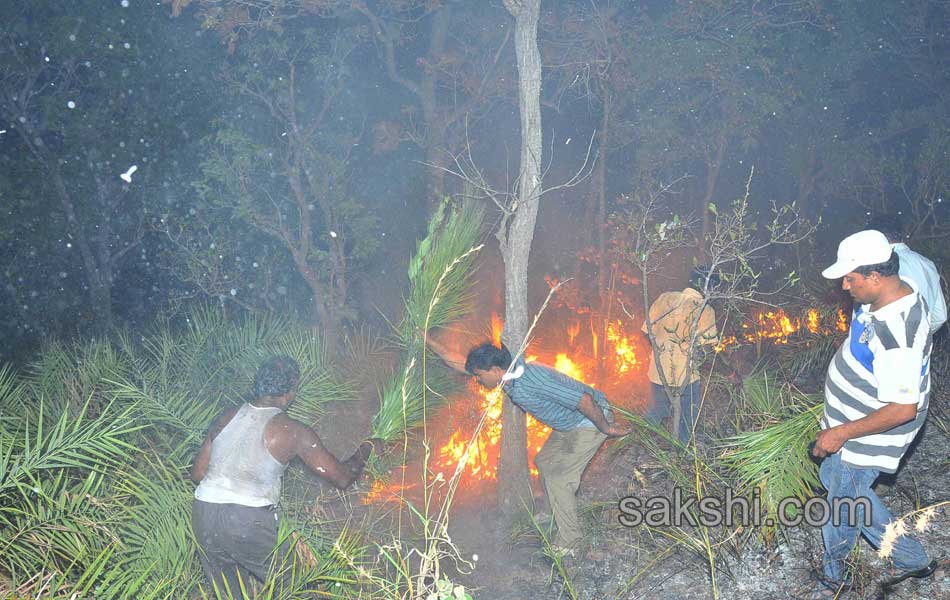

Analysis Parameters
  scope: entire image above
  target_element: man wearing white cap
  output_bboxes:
[806,230,937,597]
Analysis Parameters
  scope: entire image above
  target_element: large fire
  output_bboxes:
[365,305,849,503]
[433,307,848,486]
[433,317,605,483]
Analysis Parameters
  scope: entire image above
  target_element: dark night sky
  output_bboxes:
[1,0,947,363]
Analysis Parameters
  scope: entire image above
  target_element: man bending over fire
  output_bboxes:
[427,336,630,556]
[191,355,382,597]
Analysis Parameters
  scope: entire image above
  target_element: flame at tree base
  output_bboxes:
[436,383,551,481]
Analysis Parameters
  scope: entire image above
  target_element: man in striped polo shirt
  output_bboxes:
[810,229,936,596]
[427,336,629,555]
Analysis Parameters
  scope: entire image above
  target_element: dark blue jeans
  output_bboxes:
[646,380,700,444]
[819,452,929,583]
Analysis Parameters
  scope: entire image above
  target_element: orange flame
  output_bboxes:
[606,320,639,374]
[567,320,581,345]
[428,304,847,492]
[836,309,849,332]
[435,381,550,481]
[717,308,851,352]
[554,353,586,383]
[491,312,504,347]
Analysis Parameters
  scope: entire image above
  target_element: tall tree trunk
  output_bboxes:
[497,0,542,519]
[421,7,450,205]
[595,91,611,388]
[423,122,447,204]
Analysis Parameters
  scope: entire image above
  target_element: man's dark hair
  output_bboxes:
[854,252,901,278]
[464,342,512,375]
[865,215,904,243]
[689,266,721,294]
[254,355,301,398]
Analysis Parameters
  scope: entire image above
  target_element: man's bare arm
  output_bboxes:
[578,393,630,437]
[425,334,468,375]
[267,415,379,489]
[813,403,918,457]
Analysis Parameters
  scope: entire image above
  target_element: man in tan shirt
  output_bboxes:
[641,268,719,444]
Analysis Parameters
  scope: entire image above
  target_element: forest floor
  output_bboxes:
[443,423,949,600]
[315,348,950,600]
[438,406,950,600]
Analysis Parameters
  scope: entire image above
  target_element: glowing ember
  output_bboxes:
[362,479,413,505]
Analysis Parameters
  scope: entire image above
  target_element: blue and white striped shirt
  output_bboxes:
[822,287,931,473]
[503,360,612,431]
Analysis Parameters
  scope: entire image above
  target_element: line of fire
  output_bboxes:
[364,275,850,505]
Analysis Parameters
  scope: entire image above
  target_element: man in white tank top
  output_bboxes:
[191,356,382,597]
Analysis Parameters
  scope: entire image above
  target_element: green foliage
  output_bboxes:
[371,355,454,444]
[401,199,485,340]
[372,200,483,443]
[0,0,220,340]
[111,458,203,591]
[0,308,363,597]
[719,371,823,541]
[427,578,475,600]
[168,27,379,328]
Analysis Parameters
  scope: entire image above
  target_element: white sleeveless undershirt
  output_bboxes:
[195,403,287,507]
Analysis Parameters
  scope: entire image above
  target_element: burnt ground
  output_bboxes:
[437,410,950,600]
[314,334,950,600]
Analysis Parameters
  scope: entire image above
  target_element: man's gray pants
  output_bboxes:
[534,426,608,548]
[192,499,295,598]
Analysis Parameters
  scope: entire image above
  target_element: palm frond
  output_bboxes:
[400,199,485,341]
[0,469,109,581]
[0,396,141,496]
[372,200,483,444]
[719,371,823,540]
[111,457,202,593]
[371,357,455,443]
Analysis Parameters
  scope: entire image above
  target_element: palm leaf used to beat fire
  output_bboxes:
[372,200,484,443]
[719,371,823,538]
[372,356,455,443]
[400,199,484,341]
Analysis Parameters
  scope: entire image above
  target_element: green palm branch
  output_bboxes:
[719,371,823,540]
[111,457,202,593]
[373,200,483,444]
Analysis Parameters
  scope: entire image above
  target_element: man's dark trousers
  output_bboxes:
[192,499,295,598]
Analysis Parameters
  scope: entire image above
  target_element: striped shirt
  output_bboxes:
[822,286,932,473]
[503,360,612,431]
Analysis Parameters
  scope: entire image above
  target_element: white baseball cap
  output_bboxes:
[822,230,893,279]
